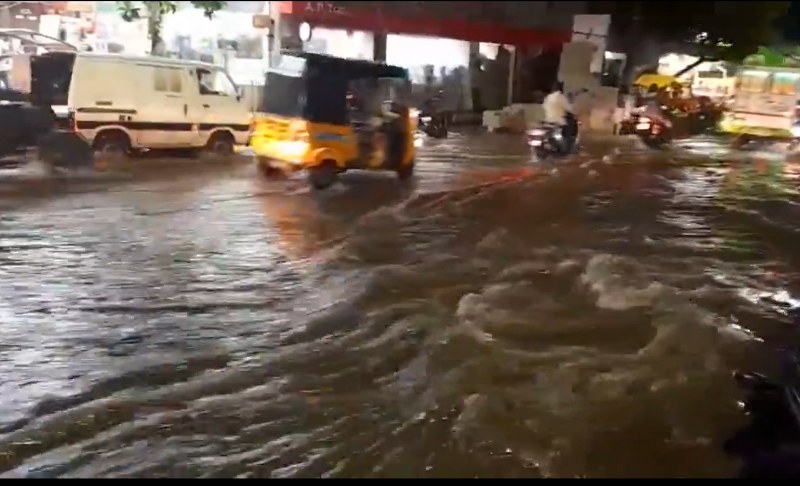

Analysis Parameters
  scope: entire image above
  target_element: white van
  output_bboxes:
[38,52,252,157]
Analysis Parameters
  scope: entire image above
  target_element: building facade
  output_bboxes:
[273,1,589,110]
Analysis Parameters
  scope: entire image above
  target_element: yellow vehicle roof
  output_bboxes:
[634,73,679,89]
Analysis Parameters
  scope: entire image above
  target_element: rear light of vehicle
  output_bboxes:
[526,128,545,140]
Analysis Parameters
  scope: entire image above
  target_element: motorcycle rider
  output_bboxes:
[543,81,577,153]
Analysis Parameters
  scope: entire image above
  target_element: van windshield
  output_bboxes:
[260,71,305,117]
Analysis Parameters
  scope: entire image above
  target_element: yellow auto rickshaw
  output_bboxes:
[250,52,417,190]
[633,73,681,92]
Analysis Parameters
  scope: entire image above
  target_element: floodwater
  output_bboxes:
[1,133,799,478]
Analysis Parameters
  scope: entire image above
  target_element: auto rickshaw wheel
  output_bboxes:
[308,160,338,190]
[257,157,286,179]
[396,160,415,180]
[731,135,751,150]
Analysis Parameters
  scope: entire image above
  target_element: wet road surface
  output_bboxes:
[1,132,799,477]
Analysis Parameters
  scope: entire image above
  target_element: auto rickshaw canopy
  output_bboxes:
[633,73,681,90]
[261,52,409,126]
[287,51,408,80]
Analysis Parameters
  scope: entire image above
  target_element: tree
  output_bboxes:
[595,1,790,83]
[116,1,227,55]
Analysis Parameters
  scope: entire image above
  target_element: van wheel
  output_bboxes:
[308,160,338,190]
[94,131,130,162]
[206,132,235,158]
[396,160,415,180]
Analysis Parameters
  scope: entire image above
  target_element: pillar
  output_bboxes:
[465,42,479,112]
[269,4,302,67]
[373,32,386,62]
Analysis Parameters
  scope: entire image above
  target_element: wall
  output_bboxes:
[275,1,589,111]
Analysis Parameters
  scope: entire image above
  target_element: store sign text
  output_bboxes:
[303,2,346,15]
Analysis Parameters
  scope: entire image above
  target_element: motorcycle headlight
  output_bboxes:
[527,128,546,136]
[791,124,800,138]
[420,117,432,123]
[638,117,651,124]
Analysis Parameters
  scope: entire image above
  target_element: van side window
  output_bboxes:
[169,70,182,93]
[154,68,169,92]
[154,67,183,94]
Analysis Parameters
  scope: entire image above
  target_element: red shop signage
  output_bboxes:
[278,1,570,47]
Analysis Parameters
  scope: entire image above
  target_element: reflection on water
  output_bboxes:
[0,135,799,477]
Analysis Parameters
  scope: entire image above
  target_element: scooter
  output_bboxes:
[527,113,579,159]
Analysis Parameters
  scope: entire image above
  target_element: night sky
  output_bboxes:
[780,1,800,41]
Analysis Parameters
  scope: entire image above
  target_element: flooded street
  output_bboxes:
[1,132,799,478]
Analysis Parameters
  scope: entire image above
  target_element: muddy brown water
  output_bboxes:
[0,133,798,477]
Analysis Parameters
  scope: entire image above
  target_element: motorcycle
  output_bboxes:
[418,90,448,139]
[527,113,579,159]
[418,113,448,139]
[633,111,673,149]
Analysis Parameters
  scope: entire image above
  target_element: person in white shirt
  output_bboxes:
[543,81,578,152]
[543,81,573,126]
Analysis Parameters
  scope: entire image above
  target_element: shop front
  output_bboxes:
[46,1,269,86]
[160,1,268,85]
[274,1,570,111]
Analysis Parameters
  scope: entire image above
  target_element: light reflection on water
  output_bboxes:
[0,135,799,478]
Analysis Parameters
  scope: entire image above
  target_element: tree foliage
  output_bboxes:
[116,1,227,54]
[117,1,226,21]
[604,1,790,61]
